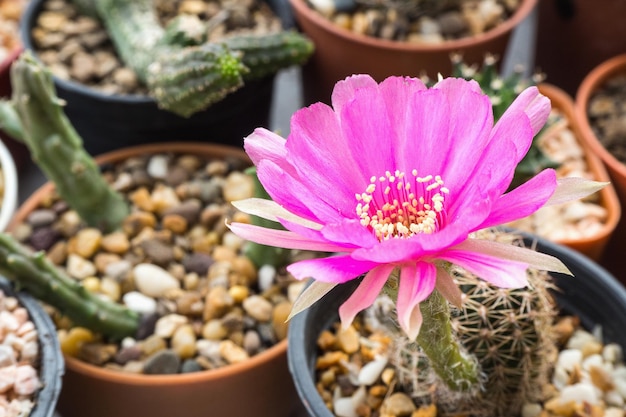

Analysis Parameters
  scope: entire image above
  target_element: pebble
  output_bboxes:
[242,295,273,322]
[133,263,181,297]
[143,350,181,375]
[122,291,157,314]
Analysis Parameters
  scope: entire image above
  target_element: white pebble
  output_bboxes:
[66,254,97,280]
[121,337,136,349]
[123,291,157,314]
[582,353,604,371]
[358,355,388,385]
[560,382,599,405]
[521,403,542,417]
[605,390,625,407]
[333,397,358,417]
[133,263,180,297]
[13,365,41,396]
[557,349,583,372]
[154,314,188,338]
[604,343,623,364]
[0,311,19,333]
[0,345,15,367]
[20,341,38,363]
[147,155,169,179]
[196,339,221,360]
[257,265,276,292]
[567,329,598,350]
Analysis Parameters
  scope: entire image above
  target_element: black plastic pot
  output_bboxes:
[287,233,626,416]
[0,277,64,417]
[19,0,288,156]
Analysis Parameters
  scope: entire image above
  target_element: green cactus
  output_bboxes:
[381,231,557,417]
[0,233,140,340]
[68,0,314,117]
[0,51,129,233]
[450,54,560,190]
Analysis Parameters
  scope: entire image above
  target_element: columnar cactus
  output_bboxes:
[70,0,314,117]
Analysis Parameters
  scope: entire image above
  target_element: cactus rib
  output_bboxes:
[0,233,139,340]
[9,51,129,232]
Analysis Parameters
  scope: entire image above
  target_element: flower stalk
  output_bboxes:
[416,290,479,392]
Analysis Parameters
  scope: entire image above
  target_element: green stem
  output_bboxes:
[0,233,139,340]
[416,290,480,392]
[10,51,129,232]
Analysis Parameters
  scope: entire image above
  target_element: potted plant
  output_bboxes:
[0,52,305,417]
[574,53,626,278]
[20,0,314,155]
[0,276,65,417]
[286,232,626,416]
[226,69,611,415]
[288,0,538,105]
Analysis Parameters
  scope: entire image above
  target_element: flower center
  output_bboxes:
[356,170,449,241]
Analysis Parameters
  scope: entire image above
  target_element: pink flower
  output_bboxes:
[229,75,602,340]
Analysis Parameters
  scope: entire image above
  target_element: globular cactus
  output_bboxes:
[370,231,558,417]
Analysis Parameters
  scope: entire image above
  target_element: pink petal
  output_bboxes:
[255,159,339,223]
[320,219,379,249]
[338,264,394,328]
[351,221,471,263]
[227,222,350,252]
[477,169,557,229]
[287,255,379,283]
[438,247,530,288]
[546,177,608,206]
[454,239,571,275]
[287,103,369,215]
[500,86,551,136]
[331,74,379,112]
[435,267,463,308]
[396,262,436,340]
[339,87,396,180]
[244,129,290,172]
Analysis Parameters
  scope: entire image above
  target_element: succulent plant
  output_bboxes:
[370,230,558,417]
[68,0,314,117]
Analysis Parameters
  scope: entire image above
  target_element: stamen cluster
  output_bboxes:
[356,170,449,241]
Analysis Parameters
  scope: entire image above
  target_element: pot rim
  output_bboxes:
[0,133,19,233]
[538,83,621,251]
[8,141,293,385]
[575,53,626,179]
[288,0,538,52]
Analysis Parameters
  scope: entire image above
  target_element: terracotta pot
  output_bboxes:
[574,54,626,281]
[535,0,626,96]
[8,142,300,417]
[289,0,538,105]
[287,232,626,416]
[19,0,283,156]
[535,83,620,261]
[0,278,64,417]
